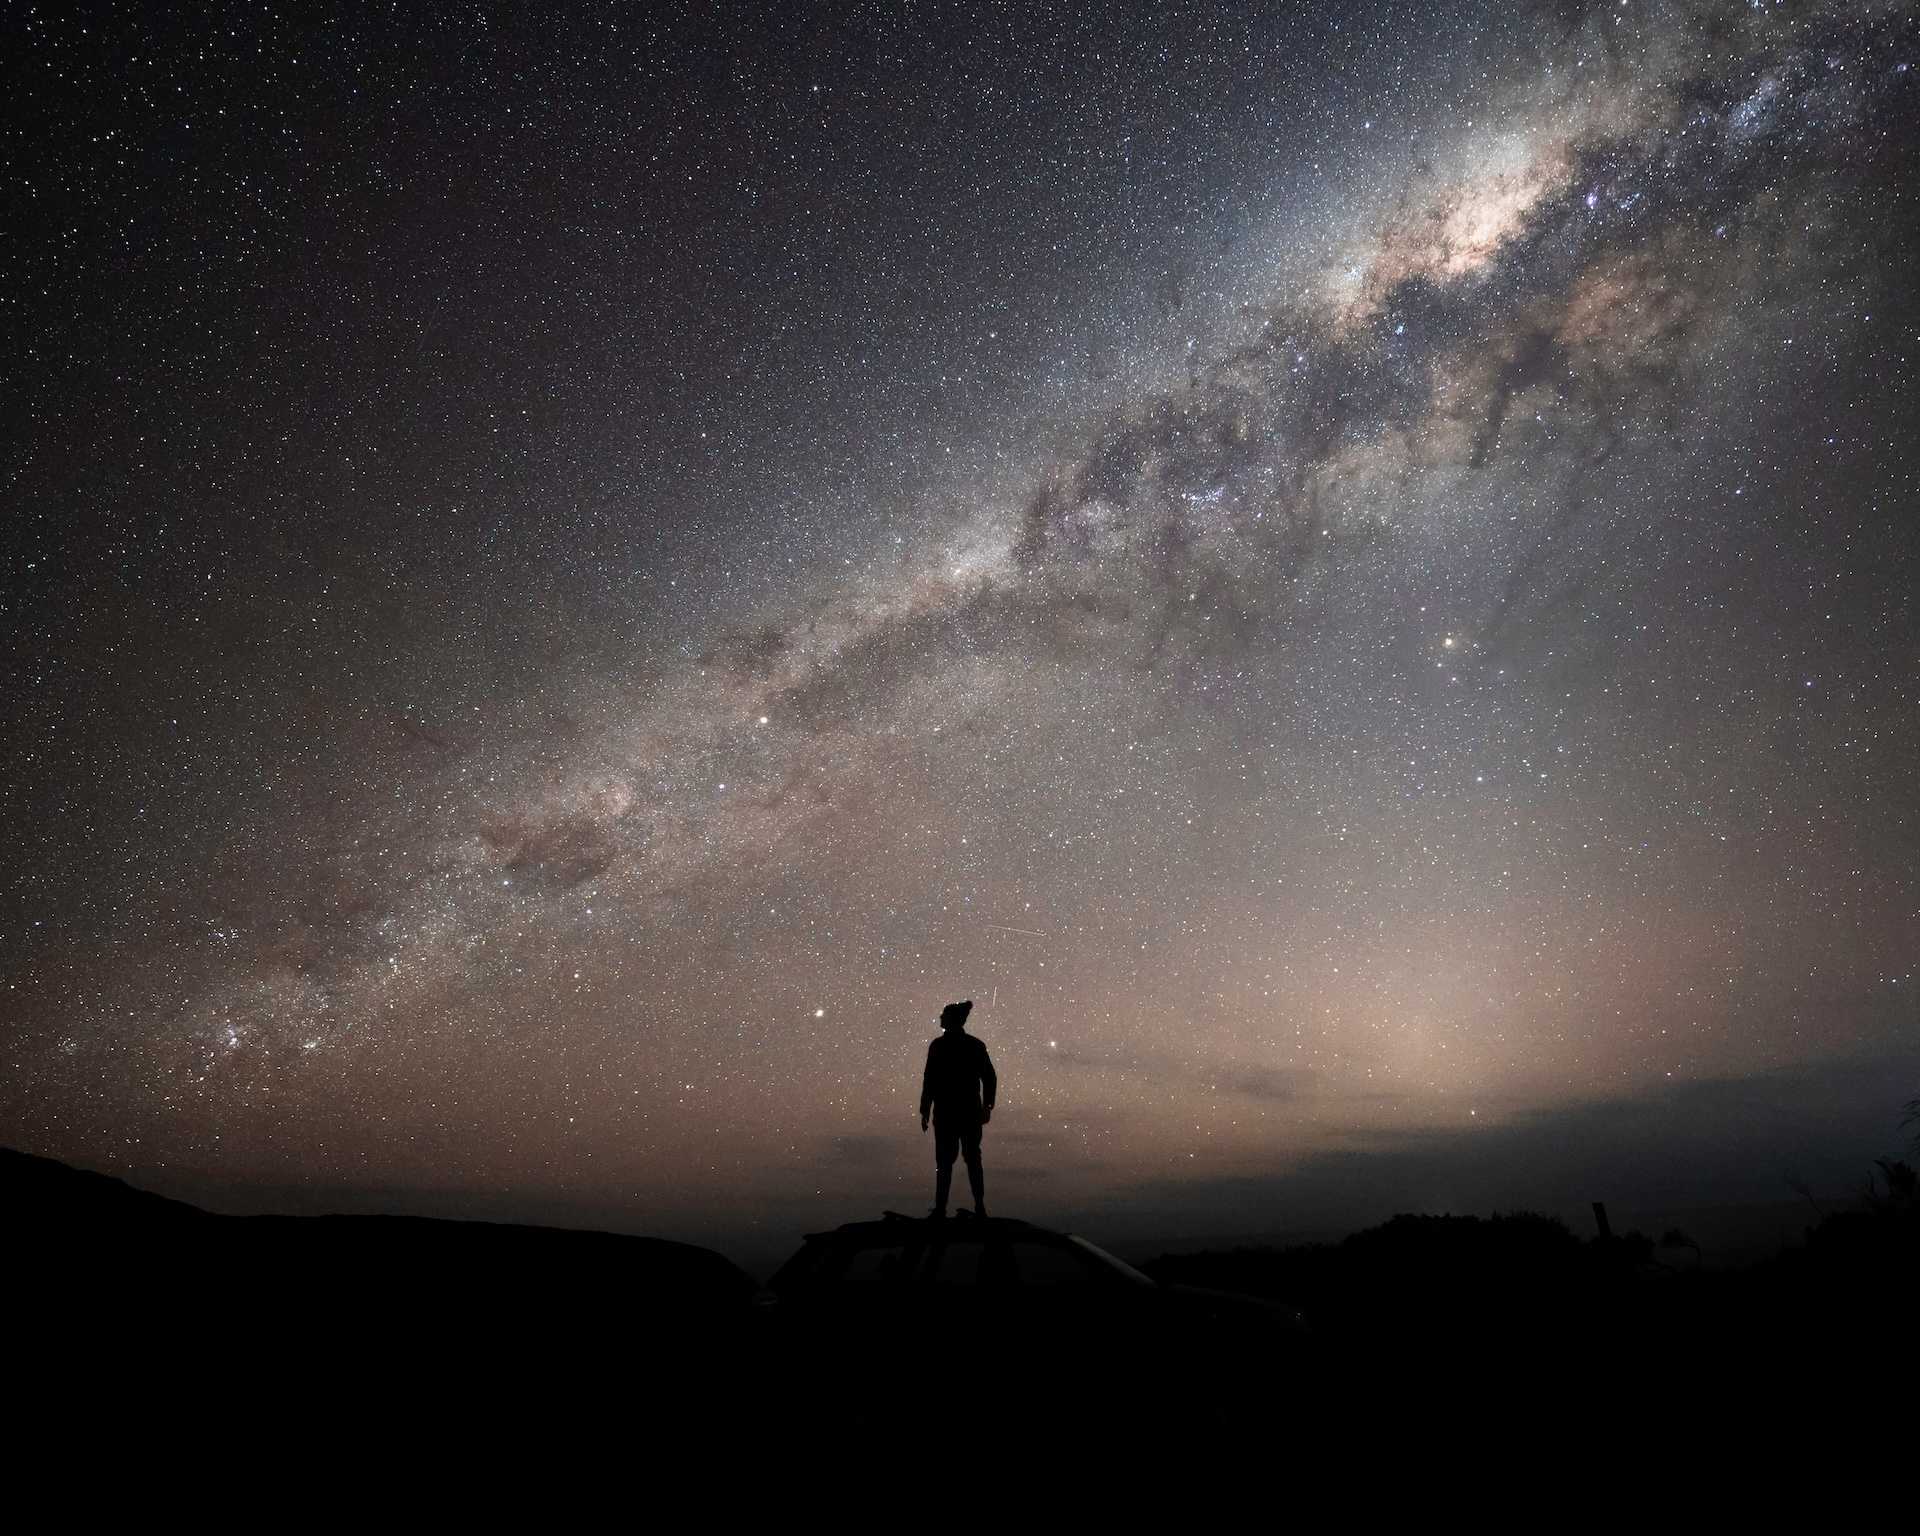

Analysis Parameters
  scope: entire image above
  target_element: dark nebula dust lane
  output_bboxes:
[4,1,1918,1249]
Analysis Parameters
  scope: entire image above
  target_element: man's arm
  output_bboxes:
[978,1040,997,1119]
[920,1041,936,1127]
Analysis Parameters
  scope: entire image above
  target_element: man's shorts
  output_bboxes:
[933,1116,983,1168]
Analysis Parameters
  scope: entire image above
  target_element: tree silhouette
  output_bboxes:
[1783,1170,1824,1220]
[1865,1158,1917,1210]
[1658,1227,1702,1266]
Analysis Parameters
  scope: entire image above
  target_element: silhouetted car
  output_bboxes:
[764,1211,1305,1359]
[758,1213,1315,1444]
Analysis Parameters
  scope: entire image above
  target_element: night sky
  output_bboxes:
[6,1,1918,1261]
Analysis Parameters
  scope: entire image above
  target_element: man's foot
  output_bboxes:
[973,1204,988,1219]
[927,1206,946,1219]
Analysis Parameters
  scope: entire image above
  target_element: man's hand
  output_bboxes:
[981,1107,992,1125]
[920,1112,929,1132]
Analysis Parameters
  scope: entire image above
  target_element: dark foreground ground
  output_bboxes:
[10,1146,1913,1473]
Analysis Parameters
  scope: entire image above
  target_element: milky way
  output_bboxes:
[5,1,1917,1253]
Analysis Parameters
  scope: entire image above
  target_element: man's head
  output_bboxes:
[939,1000,973,1032]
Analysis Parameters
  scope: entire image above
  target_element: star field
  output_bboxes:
[4,0,1918,1250]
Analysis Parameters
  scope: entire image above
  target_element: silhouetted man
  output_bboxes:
[920,1000,996,1218]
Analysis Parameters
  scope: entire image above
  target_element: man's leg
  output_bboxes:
[962,1123,985,1216]
[933,1121,958,1216]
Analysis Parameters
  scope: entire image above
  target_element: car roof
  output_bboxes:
[800,1214,1104,1248]
[781,1214,1156,1289]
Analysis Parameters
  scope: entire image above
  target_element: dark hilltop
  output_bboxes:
[13,1141,1912,1458]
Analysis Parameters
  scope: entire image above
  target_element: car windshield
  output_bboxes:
[785,1227,1152,1291]
[1066,1235,1154,1286]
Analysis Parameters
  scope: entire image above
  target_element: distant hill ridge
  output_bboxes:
[5,1145,757,1327]
[6,1146,211,1228]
